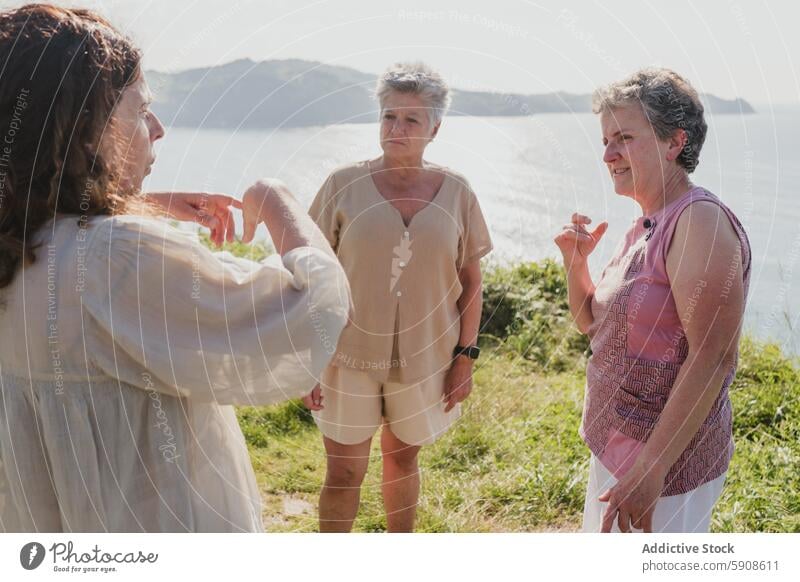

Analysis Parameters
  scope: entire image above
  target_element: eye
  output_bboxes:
[384,113,395,120]
[620,134,632,142]
[408,118,418,124]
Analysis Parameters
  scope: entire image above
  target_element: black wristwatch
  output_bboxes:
[453,345,480,360]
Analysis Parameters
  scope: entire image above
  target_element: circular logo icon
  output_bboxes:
[20,542,46,570]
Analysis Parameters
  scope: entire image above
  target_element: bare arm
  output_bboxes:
[444,259,483,413]
[599,201,745,532]
[565,261,596,334]
[637,201,744,479]
[241,179,336,260]
[457,259,483,347]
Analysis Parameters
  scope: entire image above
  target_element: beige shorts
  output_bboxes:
[311,365,460,446]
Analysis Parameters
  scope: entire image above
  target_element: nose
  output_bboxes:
[150,112,166,142]
[603,142,620,164]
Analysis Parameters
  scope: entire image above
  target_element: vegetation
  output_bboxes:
[204,237,799,532]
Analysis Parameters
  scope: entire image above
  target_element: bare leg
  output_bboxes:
[381,425,421,532]
[318,435,372,533]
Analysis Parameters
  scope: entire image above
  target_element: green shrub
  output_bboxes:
[481,259,588,371]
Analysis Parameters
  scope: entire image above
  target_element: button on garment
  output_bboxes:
[309,160,493,383]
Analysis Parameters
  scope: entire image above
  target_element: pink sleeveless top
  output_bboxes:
[581,186,751,496]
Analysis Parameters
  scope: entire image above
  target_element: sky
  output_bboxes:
[2,0,799,106]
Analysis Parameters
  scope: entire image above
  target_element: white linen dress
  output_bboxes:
[0,214,350,532]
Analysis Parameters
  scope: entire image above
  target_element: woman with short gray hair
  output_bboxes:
[375,61,452,126]
[305,61,493,532]
[554,68,751,532]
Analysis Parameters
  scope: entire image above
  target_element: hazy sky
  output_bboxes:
[3,0,798,105]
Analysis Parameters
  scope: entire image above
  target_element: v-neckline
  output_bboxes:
[365,160,449,228]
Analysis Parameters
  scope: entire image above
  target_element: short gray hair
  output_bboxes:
[592,68,707,173]
[375,62,451,126]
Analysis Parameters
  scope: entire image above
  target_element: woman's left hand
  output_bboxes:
[598,461,667,532]
[443,356,473,412]
[144,192,242,247]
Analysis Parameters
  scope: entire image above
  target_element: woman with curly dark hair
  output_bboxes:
[0,4,350,532]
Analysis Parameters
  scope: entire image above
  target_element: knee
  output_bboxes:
[383,447,419,473]
[325,459,368,489]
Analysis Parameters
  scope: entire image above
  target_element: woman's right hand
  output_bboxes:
[240,178,338,260]
[554,213,608,271]
[241,179,288,244]
[301,384,324,411]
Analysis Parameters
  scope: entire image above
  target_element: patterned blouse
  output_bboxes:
[581,186,751,495]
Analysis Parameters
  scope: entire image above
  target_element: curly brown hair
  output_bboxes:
[0,3,142,289]
[592,68,708,174]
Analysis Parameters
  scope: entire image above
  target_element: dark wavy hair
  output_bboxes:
[0,3,142,289]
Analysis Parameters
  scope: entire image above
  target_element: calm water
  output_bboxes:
[147,111,800,353]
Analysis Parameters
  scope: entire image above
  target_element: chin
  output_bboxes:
[611,179,633,197]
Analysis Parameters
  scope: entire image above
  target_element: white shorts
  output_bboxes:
[312,365,460,446]
[582,454,726,533]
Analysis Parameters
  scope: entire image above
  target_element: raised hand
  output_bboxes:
[145,192,242,247]
[240,179,296,245]
[553,213,608,271]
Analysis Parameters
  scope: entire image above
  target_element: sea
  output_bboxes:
[147,110,800,354]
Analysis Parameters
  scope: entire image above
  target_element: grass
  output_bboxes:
[716,337,800,532]
[205,236,800,532]
[238,336,799,532]
[239,353,588,532]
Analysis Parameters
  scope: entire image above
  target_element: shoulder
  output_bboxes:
[434,164,472,192]
[326,161,371,189]
[668,194,742,266]
[429,165,480,211]
[86,214,199,258]
[674,189,740,245]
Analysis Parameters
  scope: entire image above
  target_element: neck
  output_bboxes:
[378,155,425,182]
[638,170,691,216]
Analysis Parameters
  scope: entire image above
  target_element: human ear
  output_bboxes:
[666,128,687,162]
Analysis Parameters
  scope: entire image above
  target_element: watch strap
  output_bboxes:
[453,345,480,360]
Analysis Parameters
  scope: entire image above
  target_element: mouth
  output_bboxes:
[611,167,630,177]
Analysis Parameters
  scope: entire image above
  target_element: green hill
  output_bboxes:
[148,59,756,129]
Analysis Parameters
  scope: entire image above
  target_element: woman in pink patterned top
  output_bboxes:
[554,68,751,533]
